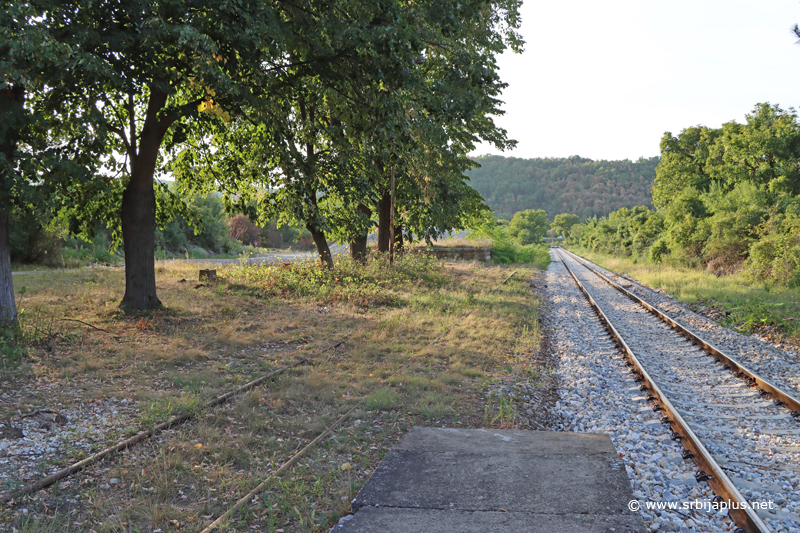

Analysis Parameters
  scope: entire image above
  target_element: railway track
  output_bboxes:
[553,248,800,533]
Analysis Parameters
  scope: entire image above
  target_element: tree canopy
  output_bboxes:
[572,102,800,286]
[507,209,548,245]
[551,213,581,238]
[172,0,522,266]
[1,0,523,316]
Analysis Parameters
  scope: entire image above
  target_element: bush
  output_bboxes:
[0,321,25,369]
[507,209,548,245]
[746,206,800,286]
[9,209,67,266]
[222,252,449,307]
[469,219,551,269]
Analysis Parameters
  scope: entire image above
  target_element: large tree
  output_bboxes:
[652,126,720,210]
[1,0,106,322]
[6,0,291,310]
[508,209,548,245]
[315,0,524,256]
[551,213,581,238]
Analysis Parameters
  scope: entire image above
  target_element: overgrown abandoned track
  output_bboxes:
[554,248,800,533]
[1,261,548,533]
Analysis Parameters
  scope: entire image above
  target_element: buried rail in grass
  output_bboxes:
[0,340,346,504]
[198,269,520,532]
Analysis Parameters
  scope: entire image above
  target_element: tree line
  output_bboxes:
[465,154,658,220]
[563,103,800,287]
[1,0,524,320]
[7,189,315,268]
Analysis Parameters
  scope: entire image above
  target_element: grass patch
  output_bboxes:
[418,236,492,248]
[570,246,800,343]
[0,254,553,533]
[363,387,399,411]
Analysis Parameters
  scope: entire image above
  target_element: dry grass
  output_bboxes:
[0,256,554,533]
[569,246,800,344]
[419,237,491,248]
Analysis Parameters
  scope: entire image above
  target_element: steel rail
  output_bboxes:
[558,247,800,416]
[0,340,347,504]
[198,268,522,532]
[554,247,770,533]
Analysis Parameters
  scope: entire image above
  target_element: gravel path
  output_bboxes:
[547,250,800,533]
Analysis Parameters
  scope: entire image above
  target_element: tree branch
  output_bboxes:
[106,99,131,155]
[156,97,205,138]
[127,93,136,152]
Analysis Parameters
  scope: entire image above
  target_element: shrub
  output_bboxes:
[469,219,551,268]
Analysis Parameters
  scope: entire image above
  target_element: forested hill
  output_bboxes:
[465,155,659,219]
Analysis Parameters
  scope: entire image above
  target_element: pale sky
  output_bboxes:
[473,0,800,161]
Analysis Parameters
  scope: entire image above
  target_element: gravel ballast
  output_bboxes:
[547,251,800,533]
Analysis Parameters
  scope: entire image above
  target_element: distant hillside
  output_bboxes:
[465,155,658,220]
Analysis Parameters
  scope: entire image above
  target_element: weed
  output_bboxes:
[485,394,518,428]
[415,393,454,419]
[0,320,24,369]
[363,387,399,410]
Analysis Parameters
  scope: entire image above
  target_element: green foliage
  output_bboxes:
[0,320,25,369]
[8,189,251,265]
[63,229,117,265]
[551,213,581,239]
[469,219,550,268]
[507,209,548,245]
[574,206,661,258]
[466,155,657,219]
[9,207,66,265]
[653,126,719,210]
[222,252,449,308]
[747,201,800,287]
[155,192,241,257]
[577,102,800,287]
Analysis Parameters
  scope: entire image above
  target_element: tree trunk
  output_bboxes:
[119,90,170,311]
[119,157,161,310]
[350,203,371,263]
[118,88,175,311]
[0,210,16,324]
[394,224,404,254]
[350,235,368,263]
[377,188,391,252]
[307,223,334,269]
[0,85,25,324]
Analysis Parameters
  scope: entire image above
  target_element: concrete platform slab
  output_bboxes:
[331,427,646,533]
[334,507,646,533]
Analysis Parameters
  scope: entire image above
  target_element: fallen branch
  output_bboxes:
[61,318,111,333]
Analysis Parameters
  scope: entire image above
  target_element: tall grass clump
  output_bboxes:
[0,321,25,370]
[220,252,450,307]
